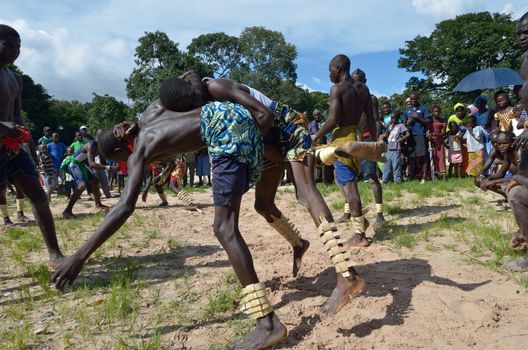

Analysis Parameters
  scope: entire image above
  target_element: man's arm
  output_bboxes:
[86,142,106,170]
[53,142,148,290]
[488,159,511,180]
[312,85,341,143]
[207,79,274,135]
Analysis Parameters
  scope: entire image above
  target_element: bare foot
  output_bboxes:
[61,211,76,219]
[374,214,385,230]
[159,201,169,207]
[320,274,366,315]
[505,253,528,271]
[16,211,30,223]
[95,204,110,210]
[336,213,351,224]
[293,238,310,277]
[344,233,371,248]
[230,312,287,350]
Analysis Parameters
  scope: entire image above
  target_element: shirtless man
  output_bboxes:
[61,140,117,218]
[336,68,384,229]
[53,100,287,349]
[312,54,379,247]
[0,24,63,266]
[160,72,384,281]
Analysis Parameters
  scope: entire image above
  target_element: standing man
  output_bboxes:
[79,125,94,142]
[38,126,53,145]
[0,24,64,266]
[309,109,325,182]
[339,68,384,228]
[404,92,431,182]
[312,55,378,247]
[47,132,67,184]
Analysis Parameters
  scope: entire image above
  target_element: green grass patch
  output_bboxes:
[394,233,416,248]
[102,264,140,324]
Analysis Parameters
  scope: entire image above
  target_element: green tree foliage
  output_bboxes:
[86,93,132,134]
[231,26,297,100]
[399,12,523,99]
[48,100,88,143]
[187,32,241,78]
[125,31,211,115]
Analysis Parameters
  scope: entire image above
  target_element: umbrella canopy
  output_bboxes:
[452,67,523,92]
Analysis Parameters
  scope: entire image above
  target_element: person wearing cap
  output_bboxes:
[447,103,470,176]
[38,126,53,145]
[79,125,94,142]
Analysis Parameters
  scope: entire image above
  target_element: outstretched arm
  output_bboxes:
[53,145,147,290]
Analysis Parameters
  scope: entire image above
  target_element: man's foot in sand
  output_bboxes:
[335,141,387,162]
[61,210,76,219]
[320,273,366,315]
[292,238,310,277]
[16,211,30,223]
[94,204,110,212]
[230,312,287,350]
[336,213,351,224]
[505,253,528,271]
[344,233,371,248]
[48,253,65,271]
[3,216,13,226]
[159,201,169,207]
[374,213,385,230]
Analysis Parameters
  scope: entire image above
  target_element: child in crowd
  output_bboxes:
[428,105,447,180]
[447,121,463,178]
[463,115,486,177]
[382,111,410,183]
[510,103,527,137]
[38,144,58,200]
[379,101,393,134]
[493,91,515,131]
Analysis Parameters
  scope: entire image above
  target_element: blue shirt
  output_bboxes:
[404,104,430,136]
[473,110,490,128]
[47,142,67,170]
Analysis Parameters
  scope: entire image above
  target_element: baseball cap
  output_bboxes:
[80,125,88,131]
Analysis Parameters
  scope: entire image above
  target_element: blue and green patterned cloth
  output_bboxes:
[200,101,263,182]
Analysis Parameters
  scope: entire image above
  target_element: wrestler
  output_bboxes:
[311,54,380,248]
[61,140,117,218]
[160,72,384,283]
[335,68,385,229]
[0,24,63,266]
[53,100,287,349]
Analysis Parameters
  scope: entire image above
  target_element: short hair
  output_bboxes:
[159,77,194,112]
[431,105,441,111]
[497,130,514,142]
[391,110,401,117]
[96,128,129,161]
[330,54,351,74]
[0,24,20,40]
[352,68,366,83]
[382,101,391,107]
[494,90,509,101]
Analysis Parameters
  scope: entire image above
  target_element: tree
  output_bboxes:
[399,12,523,98]
[187,32,241,78]
[86,93,132,133]
[48,100,89,143]
[125,31,211,115]
[231,26,297,100]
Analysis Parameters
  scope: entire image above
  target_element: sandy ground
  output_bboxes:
[1,183,528,349]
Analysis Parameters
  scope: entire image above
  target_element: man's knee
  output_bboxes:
[254,200,272,217]
[508,186,525,206]
[213,219,236,244]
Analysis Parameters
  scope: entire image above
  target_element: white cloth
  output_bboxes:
[463,126,484,152]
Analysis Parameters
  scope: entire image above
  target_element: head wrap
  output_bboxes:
[453,103,465,111]
[473,95,488,106]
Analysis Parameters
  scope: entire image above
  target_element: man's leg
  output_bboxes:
[394,151,403,184]
[255,162,309,277]
[15,186,30,223]
[91,179,108,209]
[0,183,12,225]
[9,173,64,266]
[369,173,384,229]
[506,186,528,271]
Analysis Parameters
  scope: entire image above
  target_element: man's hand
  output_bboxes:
[113,122,138,141]
[52,254,86,291]
[513,130,528,151]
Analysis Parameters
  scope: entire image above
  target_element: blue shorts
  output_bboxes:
[0,148,38,185]
[211,156,250,207]
[334,160,358,185]
[360,159,378,178]
[68,162,94,186]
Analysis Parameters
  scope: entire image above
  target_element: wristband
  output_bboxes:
[361,131,371,139]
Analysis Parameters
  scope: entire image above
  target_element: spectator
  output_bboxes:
[194,148,211,186]
[428,105,447,180]
[382,111,410,184]
[38,126,53,145]
[447,121,464,178]
[38,144,58,200]
[472,96,493,162]
[47,132,67,183]
[183,152,195,187]
[380,101,393,134]
[447,103,470,175]
[403,92,431,182]
[510,102,527,137]
[463,115,485,177]
[492,91,514,131]
[308,109,323,135]
[69,132,86,153]
[79,125,94,142]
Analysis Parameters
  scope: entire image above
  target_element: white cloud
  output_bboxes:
[411,0,472,18]
[312,77,322,85]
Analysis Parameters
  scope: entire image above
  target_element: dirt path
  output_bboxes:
[1,184,527,349]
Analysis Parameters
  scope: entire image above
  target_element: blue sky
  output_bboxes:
[1,0,527,102]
